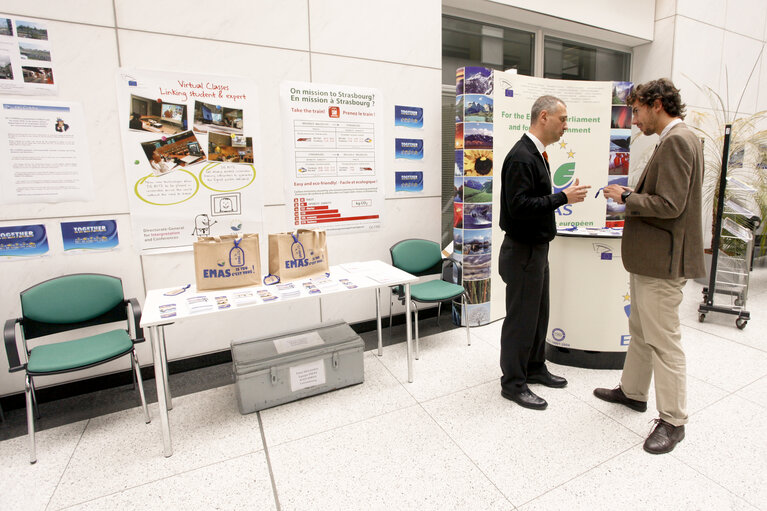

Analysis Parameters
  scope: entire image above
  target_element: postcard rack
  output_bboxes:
[698,127,761,329]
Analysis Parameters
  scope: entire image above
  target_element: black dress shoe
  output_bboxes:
[501,388,548,410]
[643,418,685,454]
[593,386,648,412]
[527,371,567,388]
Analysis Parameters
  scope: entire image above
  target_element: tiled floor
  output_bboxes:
[2,265,766,510]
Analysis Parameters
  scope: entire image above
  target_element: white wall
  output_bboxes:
[634,0,767,115]
[0,0,442,396]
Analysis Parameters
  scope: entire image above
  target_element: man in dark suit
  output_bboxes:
[499,95,590,410]
[595,79,704,454]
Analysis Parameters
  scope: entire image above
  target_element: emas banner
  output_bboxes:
[492,72,612,230]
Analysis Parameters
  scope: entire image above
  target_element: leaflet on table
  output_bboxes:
[275,282,300,298]
[280,81,384,234]
[0,16,58,96]
[309,276,339,290]
[115,68,265,251]
[230,290,259,306]
[185,295,214,314]
[365,272,403,285]
[157,275,367,316]
[0,100,94,204]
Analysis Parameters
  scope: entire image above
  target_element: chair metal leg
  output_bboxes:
[132,350,151,424]
[436,302,442,327]
[463,293,471,346]
[29,376,40,420]
[388,288,394,339]
[25,375,36,464]
[159,327,172,410]
[0,401,4,422]
[130,352,137,390]
[413,301,420,360]
[376,287,383,356]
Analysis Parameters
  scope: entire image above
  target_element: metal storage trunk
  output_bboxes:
[231,321,364,414]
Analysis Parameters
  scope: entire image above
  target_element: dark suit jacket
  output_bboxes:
[623,122,705,279]
[499,134,567,244]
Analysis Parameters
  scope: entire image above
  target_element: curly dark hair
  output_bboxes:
[626,78,686,119]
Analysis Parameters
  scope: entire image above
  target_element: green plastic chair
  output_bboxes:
[390,239,470,359]
[4,274,150,464]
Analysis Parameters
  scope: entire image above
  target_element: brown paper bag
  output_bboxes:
[267,229,329,283]
[193,234,261,290]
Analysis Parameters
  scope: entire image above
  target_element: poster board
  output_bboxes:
[116,68,264,251]
[280,81,384,234]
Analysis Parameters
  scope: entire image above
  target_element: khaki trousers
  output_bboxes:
[620,273,688,426]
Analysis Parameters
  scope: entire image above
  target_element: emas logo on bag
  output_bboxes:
[553,162,576,216]
[229,238,245,267]
[285,234,323,269]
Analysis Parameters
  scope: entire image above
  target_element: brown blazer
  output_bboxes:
[622,122,705,279]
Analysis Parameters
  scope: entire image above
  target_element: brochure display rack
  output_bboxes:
[699,177,761,328]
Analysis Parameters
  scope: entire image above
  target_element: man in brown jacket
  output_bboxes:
[595,78,704,454]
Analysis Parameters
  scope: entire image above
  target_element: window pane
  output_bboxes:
[442,16,534,85]
[544,36,630,81]
[441,16,534,248]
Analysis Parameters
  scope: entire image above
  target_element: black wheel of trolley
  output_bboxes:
[736,317,748,329]
[698,313,706,323]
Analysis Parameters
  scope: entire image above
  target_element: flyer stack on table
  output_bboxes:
[140,260,418,458]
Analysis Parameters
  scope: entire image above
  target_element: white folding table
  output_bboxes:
[140,260,418,457]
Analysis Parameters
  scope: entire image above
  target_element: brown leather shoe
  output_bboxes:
[644,418,685,454]
[593,386,647,412]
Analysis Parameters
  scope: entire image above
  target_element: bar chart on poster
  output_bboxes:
[281,81,384,233]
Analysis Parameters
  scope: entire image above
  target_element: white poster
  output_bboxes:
[493,73,612,228]
[116,68,263,251]
[0,16,57,96]
[280,81,384,233]
[0,100,93,204]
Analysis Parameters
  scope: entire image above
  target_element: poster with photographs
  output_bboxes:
[0,16,57,95]
[454,67,495,327]
[116,68,263,250]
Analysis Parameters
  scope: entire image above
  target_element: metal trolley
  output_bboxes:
[699,177,761,329]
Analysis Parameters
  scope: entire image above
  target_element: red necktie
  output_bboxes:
[542,151,549,162]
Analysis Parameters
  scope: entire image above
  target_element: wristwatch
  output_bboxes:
[621,190,632,203]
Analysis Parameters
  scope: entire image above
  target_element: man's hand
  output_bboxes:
[603,184,632,204]
[563,178,591,204]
